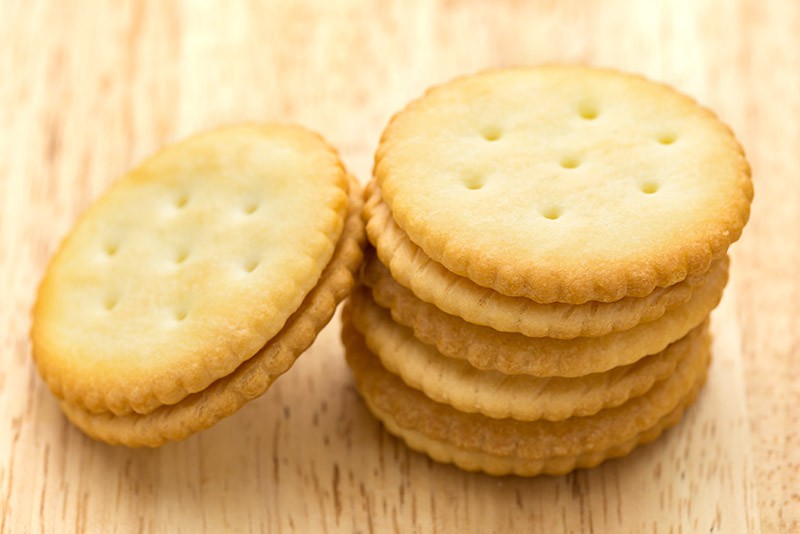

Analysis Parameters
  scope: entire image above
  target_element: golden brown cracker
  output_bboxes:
[34,124,351,415]
[375,66,752,303]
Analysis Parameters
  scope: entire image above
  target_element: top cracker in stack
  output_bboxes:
[345,66,753,475]
[32,124,365,447]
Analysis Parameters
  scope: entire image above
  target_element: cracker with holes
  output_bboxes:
[345,65,753,476]
[32,124,365,446]
[374,66,752,303]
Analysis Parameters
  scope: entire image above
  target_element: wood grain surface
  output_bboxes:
[1,0,797,532]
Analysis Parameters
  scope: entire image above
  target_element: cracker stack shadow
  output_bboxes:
[342,66,753,476]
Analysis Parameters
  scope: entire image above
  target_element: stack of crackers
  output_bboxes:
[344,66,753,475]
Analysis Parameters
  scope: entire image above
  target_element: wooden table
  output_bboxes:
[1,1,797,532]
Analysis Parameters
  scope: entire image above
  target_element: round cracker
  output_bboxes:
[33,124,349,415]
[375,66,752,303]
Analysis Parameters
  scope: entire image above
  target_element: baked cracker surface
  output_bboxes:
[33,124,349,415]
[374,66,752,303]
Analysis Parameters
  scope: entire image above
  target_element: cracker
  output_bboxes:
[363,187,721,339]
[374,66,752,303]
[32,124,350,415]
[342,320,709,476]
[350,285,703,421]
[355,257,726,376]
[376,382,701,476]
[58,177,365,447]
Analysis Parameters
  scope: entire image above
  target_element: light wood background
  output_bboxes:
[1,1,797,532]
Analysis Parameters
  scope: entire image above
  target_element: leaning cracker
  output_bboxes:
[363,187,720,339]
[32,125,347,414]
[350,286,702,421]
[342,320,709,475]
[374,66,752,303]
[33,124,350,415]
[58,177,365,447]
[356,259,727,376]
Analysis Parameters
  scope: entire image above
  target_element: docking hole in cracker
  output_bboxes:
[480,125,502,141]
[577,99,600,120]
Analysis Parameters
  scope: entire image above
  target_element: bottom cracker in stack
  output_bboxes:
[343,65,752,476]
